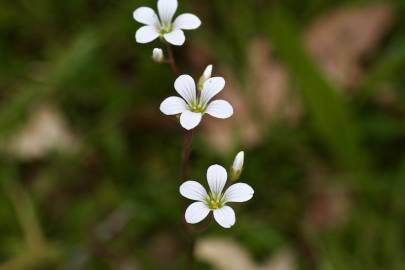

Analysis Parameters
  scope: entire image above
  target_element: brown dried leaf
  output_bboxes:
[260,248,297,270]
[305,3,395,89]
[248,38,302,125]
[195,237,296,270]
[1,103,79,160]
[195,237,256,270]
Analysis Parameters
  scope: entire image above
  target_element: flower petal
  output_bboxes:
[133,7,160,26]
[160,96,187,115]
[200,77,225,103]
[207,164,227,195]
[174,75,196,104]
[135,25,160,43]
[174,13,201,30]
[180,110,202,130]
[213,206,235,228]
[158,0,178,24]
[205,100,233,119]
[164,29,185,46]
[185,202,210,224]
[180,181,208,201]
[224,183,254,203]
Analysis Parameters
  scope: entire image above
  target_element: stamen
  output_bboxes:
[160,23,173,34]
[188,98,206,113]
[206,193,223,209]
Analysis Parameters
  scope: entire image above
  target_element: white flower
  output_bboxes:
[180,164,254,228]
[133,0,201,46]
[152,48,164,62]
[230,151,244,181]
[159,72,233,130]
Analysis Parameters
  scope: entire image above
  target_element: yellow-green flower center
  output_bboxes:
[160,23,173,34]
[205,193,224,210]
[188,99,207,113]
[208,199,221,209]
[188,104,205,113]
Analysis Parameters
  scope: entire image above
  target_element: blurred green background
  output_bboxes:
[1,0,405,269]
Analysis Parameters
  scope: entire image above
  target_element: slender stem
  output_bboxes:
[185,213,213,269]
[165,42,180,75]
[163,42,209,270]
[178,112,215,268]
[180,129,195,270]
[181,130,193,180]
[191,212,213,233]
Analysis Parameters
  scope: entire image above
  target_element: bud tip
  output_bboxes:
[152,48,164,63]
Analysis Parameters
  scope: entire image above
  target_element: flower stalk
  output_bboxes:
[181,130,193,181]
[164,39,197,270]
[133,1,254,269]
[164,42,180,75]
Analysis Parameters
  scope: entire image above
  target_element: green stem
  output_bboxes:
[180,130,196,270]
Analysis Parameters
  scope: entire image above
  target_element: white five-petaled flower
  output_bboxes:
[133,0,201,46]
[159,72,233,130]
[180,164,254,228]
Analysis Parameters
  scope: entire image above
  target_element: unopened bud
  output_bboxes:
[198,64,213,91]
[152,48,164,63]
[230,151,244,181]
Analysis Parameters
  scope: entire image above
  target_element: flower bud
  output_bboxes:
[197,64,213,91]
[230,151,244,181]
[152,48,164,63]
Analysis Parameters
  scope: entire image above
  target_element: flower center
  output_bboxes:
[188,99,207,113]
[160,23,173,34]
[208,199,221,209]
[205,193,224,210]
